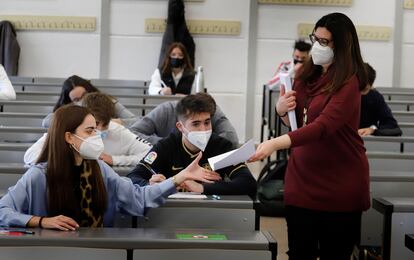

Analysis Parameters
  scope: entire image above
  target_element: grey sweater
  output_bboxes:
[130,101,239,148]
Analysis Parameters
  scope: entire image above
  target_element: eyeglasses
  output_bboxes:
[309,33,332,47]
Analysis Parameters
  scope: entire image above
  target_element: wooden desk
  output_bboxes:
[0,228,276,260]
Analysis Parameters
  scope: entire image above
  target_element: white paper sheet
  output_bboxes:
[279,71,297,131]
[168,192,207,199]
[207,139,255,171]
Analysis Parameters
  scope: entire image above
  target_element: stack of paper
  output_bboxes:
[168,192,207,199]
[279,71,297,131]
[207,139,255,171]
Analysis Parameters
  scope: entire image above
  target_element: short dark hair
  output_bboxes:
[365,63,376,86]
[294,40,312,52]
[82,92,115,126]
[176,93,216,121]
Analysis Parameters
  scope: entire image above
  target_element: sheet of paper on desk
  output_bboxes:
[208,139,255,171]
[168,192,207,199]
[279,71,297,131]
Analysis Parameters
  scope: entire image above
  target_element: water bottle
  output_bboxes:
[194,66,205,93]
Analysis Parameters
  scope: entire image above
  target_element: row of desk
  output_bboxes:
[0,195,276,260]
[0,80,269,258]
[0,228,276,260]
[1,195,260,231]
[112,195,260,231]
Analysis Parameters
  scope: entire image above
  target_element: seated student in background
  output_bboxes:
[148,42,195,95]
[130,100,239,148]
[0,105,218,230]
[25,93,151,166]
[0,64,16,100]
[359,63,402,136]
[42,75,136,128]
[127,93,256,197]
[267,39,312,90]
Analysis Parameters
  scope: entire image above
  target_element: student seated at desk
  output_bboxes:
[25,92,151,166]
[42,75,137,128]
[148,42,195,96]
[127,93,257,197]
[130,100,239,148]
[359,63,402,136]
[0,105,218,230]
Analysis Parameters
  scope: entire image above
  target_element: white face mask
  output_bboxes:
[310,41,334,66]
[72,134,105,160]
[73,100,83,106]
[181,123,212,152]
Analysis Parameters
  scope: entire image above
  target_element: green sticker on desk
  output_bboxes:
[176,233,227,240]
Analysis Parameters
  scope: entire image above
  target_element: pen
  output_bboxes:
[18,230,35,235]
[160,80,167,88]
[212,195,221,200]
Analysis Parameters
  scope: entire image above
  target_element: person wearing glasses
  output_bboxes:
[249,13,369,260]
[266,40,312,90]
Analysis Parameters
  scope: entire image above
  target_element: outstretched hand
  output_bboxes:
[248,139,278,162]
[175,152,221,185]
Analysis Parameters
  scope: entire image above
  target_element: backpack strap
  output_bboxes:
[257,159,287,183]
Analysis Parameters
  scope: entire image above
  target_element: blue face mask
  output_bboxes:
[99,130,109,140]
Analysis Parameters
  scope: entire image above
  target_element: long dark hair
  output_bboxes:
[299,13,367,93]
[37,105,107,220]
[160,42,193,75]
[53,75,99,112]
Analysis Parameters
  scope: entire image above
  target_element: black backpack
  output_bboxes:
[256,159,288,217]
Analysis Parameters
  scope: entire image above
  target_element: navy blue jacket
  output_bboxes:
[360,89,402,136]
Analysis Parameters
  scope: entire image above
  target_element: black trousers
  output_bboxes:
[285,205,362,260]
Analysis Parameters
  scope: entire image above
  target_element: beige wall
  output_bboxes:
[1,0,412,142]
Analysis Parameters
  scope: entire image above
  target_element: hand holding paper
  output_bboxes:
[208,139,255,171]
[279,71,297,131]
